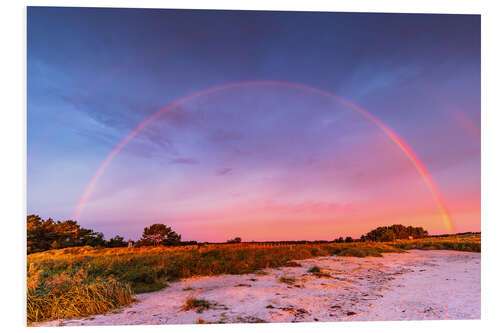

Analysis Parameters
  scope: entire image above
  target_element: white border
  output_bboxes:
[1,1,499,332]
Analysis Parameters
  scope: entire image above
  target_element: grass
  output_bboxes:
[284,261,302,267]
[183,297,212,313]
[27,274,134,323]
[278,276,296,285]
[307,265,331,278]
[27,235,480,324]
[307,266,321,274]
[389,234,481,252]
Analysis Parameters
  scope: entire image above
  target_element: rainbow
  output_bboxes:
[74,81,453,231]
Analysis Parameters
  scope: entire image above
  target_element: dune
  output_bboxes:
[36,250,480,326]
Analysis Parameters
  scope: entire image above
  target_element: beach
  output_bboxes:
[36,249,480,326]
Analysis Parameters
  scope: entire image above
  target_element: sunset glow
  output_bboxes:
[74,81,454,232]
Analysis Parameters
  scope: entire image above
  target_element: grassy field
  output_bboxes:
[389,233,481,252]
[27,235,480,324]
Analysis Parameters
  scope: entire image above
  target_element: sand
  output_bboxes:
[37,250,480,326]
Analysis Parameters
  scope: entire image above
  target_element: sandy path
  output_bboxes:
[38,250,480,326]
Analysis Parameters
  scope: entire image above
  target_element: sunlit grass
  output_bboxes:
[27,273,134,323]
[183,297,213,313]
[278,276,296,284]
[389,234,481,252]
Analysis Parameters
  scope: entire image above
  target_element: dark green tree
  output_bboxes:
[27,215,115,253]
[107,235,128,248]
[363,224,428,242]
[139,223,181,246]
[227,237,242,244]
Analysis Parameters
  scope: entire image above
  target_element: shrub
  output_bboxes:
[363,224,428,242]
[307,266,321,273]
[278,276,296,285]
[27,278,134,323]
[227,237,242,244]
[284,261,301,267]
[183,297,212,313]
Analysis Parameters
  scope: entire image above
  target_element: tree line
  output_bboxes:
[27,216,186,254]
[27,215,429,254]
[27,215,129,253]
[333,224,429,243]
[362,224,428,241]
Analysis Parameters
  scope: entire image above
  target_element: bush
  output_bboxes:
[278,276,296,284]
[227,237,242,244]
[183,297,212,313]
[307,266,321,273]
[363,224,428,242]
[27,278,134,323]
[284,261,301,267]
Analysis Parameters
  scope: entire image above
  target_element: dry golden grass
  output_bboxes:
[389,234,481,252]
[183,297,213,313]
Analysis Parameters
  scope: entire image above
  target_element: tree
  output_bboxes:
[227,237,242,244]
[107,235,127,248]
[345,236,354,243]
[139,223,181,246]
[363,224,429,242]
[27,215,119,253]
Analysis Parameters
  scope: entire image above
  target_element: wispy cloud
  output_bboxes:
[216,167,232,176]
[170,157,200,165]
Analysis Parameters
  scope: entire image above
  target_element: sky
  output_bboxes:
[27,7,480,242]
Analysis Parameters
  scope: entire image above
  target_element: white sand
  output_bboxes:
[37,250,480,326]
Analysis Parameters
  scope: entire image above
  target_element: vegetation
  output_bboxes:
[135,223,181,247]
[183,297,212,313]
[389,233,481,252]
[27,215,128,254]
[307,266,321,274]
[26,217,480,324]
[27,267,134,323]
[284,261,301,267]
[363,224,428,242]
[278,276,296,285]
[227,237,242,244]
[307,265,331,278]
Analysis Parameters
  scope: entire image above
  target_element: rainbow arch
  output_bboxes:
[74,81,453,231]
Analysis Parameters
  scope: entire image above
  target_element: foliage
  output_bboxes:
[278,276,296,284]
[307,266,321,273]
[27,215,123,254]
[390,234,481,252]
[107,235,128,248]
[27,265,134,323]
[335,245,400,257]
[183,297,212,313]
[284,261,301,267]
[136,223,181,247]
[363,224,428,242]
[227,237,242,244]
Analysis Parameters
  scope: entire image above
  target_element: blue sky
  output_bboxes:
[27,7,480,241]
